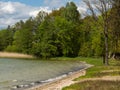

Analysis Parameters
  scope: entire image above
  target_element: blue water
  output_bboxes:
[0,58,87,90]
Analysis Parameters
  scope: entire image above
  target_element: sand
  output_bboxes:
[0,52,34,59]
[25,68,88,90]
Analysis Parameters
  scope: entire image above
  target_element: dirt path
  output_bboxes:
[77,76,120,83]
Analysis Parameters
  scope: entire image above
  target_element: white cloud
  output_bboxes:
[0,1,51,28]
[0,0,90,29]
[0,1,15,14]
[75,1,88,17]
[29,10,40,17]
[77,5,88,14]
[29,7,51,17]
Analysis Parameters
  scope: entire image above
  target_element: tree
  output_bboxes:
[109,0,120,54]
[31,2,82,58]
[13,29,33,53]
[54,16,80,57]
[0,29,13,51]
[83,0,112,65]
[10,18,34,53]
[78,16,103,57]
[33,11,48,33]
[13,20,24,31]
[62,2,80,23]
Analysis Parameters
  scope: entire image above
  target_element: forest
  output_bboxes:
[0,1,120,61]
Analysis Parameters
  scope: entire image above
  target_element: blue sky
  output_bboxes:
[1,0,81,7]
[1,0,46,6]
[0,0,87,28]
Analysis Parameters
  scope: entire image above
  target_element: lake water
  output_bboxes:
[0,58,88,90]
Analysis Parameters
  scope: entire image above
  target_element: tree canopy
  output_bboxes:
[0,1,119,61]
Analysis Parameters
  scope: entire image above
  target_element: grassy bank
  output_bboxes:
[75,58,120,79]
[63,80,120,90]
[52,57,120,90]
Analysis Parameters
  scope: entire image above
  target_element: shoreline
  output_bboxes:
[24,65,92,90]
[0,52,35,59]
[0,52,92,90]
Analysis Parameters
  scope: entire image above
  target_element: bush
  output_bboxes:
[5,45,20,52]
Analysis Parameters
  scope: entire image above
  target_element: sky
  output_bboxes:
[0,0,88,29]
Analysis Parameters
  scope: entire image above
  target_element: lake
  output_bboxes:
[0,58,88,90]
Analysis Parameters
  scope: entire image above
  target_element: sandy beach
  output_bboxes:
[25,68,88,90]
[0,52,34,59]
[26,69,120,90]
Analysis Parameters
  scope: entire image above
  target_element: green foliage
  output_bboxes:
[79,42,93,57]
[109,0,120,53]
[5,45,19,52]
[78,16,103,57]
[13,29,33,53]
[0,29,13,51]
[55,17,80,57]
[32,15,80,58]
[62,2,80,23]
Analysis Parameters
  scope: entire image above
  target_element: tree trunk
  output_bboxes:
[104,25,109,65]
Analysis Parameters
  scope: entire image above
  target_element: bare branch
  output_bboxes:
[83,0,98,20]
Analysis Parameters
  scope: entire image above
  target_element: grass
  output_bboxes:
[51,57,103,65]
[52,57,120,79]
[52,57,120,90]
[75,58,120,80]
[62,80,120,90]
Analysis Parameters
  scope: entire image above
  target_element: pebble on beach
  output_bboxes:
[30,82,35,86]
[12,80,17,82]
[12,86,17,89]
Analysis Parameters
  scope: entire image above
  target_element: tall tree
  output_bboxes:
[62,2,80,23]
[11,18,34,53]
[33,11,48,32]
[83,0,112,65]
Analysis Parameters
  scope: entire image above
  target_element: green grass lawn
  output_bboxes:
[52,57,120,90]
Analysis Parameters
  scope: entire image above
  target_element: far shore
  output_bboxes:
[0,52,35,59]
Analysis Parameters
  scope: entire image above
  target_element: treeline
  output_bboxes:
[0,1,120,58]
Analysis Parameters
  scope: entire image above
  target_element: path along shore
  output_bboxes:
[25,64,93,90]
[26,69,87,90]
[25,65,120,90]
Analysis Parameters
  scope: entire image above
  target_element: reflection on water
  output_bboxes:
[0,58,87,90]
